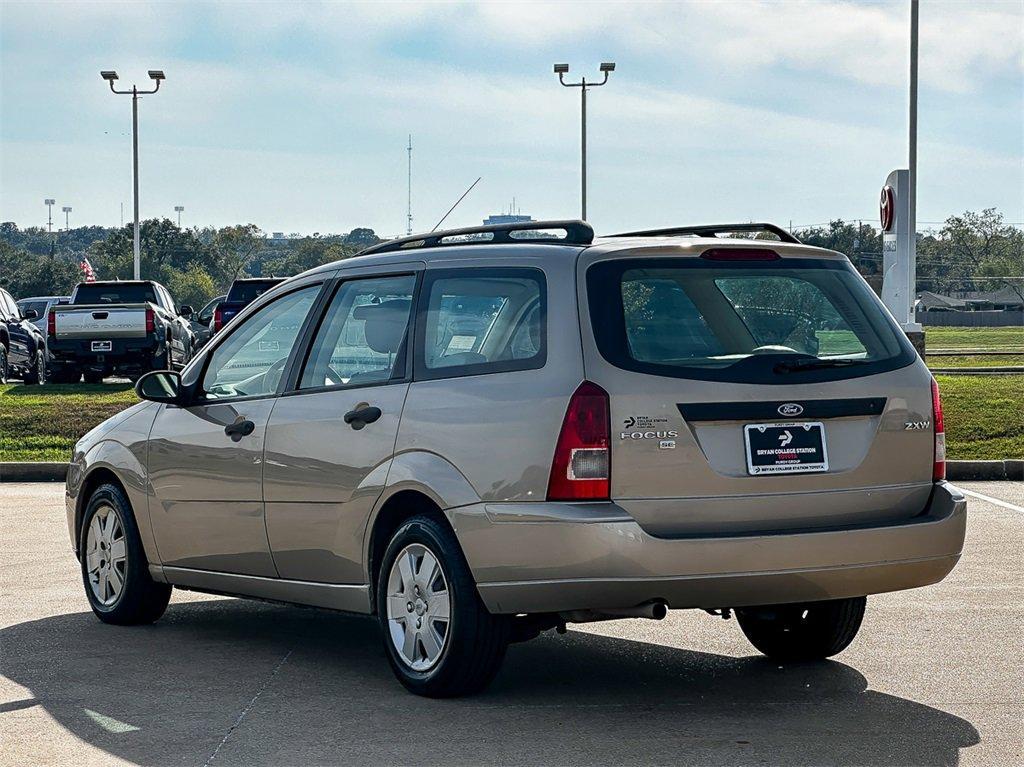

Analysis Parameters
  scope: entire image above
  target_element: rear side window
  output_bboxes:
[589,258,914,384]
[416,268,546,380]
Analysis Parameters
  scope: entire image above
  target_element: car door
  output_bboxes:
[263,268,419,583]
[147,281,325,576]
[1,290,32,368]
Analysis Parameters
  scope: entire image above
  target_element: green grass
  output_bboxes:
[1,375,1020,462]
[926,354,1024,369]
[935,374,1024,460]
[0,384,138,462]
[925,326,1024,351]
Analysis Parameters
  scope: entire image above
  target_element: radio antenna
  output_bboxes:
[431,177,482,232]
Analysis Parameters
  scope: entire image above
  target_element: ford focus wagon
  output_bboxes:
[66,220,966,696]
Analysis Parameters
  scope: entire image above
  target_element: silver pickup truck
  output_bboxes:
[47,280,195,383]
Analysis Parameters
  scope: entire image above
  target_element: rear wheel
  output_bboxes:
[80,483,171,625]
[83,371,105,384]
[376,515,509,697]
[736,597,866,661]
[50,366,81,384]
[23,350,46,385]
[0,344,8,383]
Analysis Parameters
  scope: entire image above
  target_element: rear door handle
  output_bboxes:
[224,419,255,441]
[344,405,382,430]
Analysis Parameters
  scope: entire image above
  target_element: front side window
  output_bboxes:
[417,269,546,379]
[201,285,320,399]
[299,275,416,389]
[589,258,914,384]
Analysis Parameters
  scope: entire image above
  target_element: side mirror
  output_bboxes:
[179,305,194,318]
[22,309,39,320]
[135,370,183,404]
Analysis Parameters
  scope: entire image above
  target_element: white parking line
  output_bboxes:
[959,488,1024,514]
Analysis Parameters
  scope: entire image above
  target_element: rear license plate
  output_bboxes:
[91,340,112,352]
[744,422,828,475]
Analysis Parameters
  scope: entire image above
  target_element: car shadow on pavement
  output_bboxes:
[1,599,979,767]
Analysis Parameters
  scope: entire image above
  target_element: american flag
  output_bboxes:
[80,257,96,282]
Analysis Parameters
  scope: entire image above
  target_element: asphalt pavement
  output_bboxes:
[1,481,1021,766]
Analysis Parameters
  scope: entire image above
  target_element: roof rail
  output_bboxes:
[357,219,595,256]
[607,222,801,245]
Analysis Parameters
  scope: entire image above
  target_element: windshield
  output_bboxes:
[74,284,157,305]
[226,280,281,303]
[587,258,915,384]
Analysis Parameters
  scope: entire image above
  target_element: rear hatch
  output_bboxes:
[580,242,935,537]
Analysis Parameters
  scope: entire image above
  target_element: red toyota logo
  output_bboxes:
[880,185,895,232]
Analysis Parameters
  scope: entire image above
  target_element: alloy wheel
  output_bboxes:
[85,504,127,606]
[386,543,451,671]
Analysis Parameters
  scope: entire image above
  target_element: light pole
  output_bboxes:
[174,205,184,227]
[62,206,72,231]
[44,198,55,232]
[553,62,615,221]
[101,69,165,280]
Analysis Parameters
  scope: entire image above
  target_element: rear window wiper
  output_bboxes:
[773,358,868,374]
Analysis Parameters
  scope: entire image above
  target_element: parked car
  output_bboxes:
[190,294,225,351]
[65,220,966,697]
[47,280,194,383]
[212,278,284,334]
[0,287,47,384]
[16,295,71,333]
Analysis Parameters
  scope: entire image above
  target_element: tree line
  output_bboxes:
[1,210,1020,304]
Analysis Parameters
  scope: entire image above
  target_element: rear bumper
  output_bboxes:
[449,482,967,614]
[49,336,162,369]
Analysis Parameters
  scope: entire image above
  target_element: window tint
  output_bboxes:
[19,301,49,319]
[74,283,157,305]
[588,259,913,384]
[227,280,282,303]
[419,269,545,378]
[201,285,319,399]
[299,275,415,389]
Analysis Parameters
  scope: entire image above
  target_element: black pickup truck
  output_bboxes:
[47,280,195,383]
[211,278,283,334]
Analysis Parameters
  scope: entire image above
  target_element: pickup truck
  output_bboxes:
[212,278,283,334]
[47,280,195,383]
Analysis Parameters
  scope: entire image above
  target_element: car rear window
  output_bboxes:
[74,284,157,305]
[226,280,281,303]
[587,258,915,384]
[18,300,49,318]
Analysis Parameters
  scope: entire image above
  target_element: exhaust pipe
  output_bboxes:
[560,601,668,624]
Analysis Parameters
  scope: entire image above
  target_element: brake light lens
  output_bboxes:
[700,248,779,261]
[213,307,224,332]
[932,377,945,481]
[47,309,56,337]
[145,307,155,335]
[547,381,610,501]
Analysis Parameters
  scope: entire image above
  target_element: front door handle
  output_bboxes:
[344,405,382,431]
[224,418,255,441]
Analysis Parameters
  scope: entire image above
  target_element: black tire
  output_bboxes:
[376,515,510,697]
[83,371,105,384]
[23,350,46,385]
[0,344,8,384]
[80,482,171,625]
[50,366,81,384]
[736,597,866,661]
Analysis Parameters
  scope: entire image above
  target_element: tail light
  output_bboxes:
[547,381,611,501]
[47,309,56,337]
[700,248,779,261]
[931,377,946,481]
[213,307,224,332]
[145,307,155,335]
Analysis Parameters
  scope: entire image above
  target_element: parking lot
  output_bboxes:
[1,481,1021,766]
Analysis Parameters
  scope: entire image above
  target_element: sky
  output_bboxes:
[1,1,1021,238]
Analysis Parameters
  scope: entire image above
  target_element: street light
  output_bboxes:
[62,206,72,230]
[44,199,55,232]
[553,62,615,220]
[101,68,165,279]
[174,205,184,227]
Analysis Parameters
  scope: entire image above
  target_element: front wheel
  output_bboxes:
[80,483,171,625]
[0,345,8,383]
[736,596,866,661]
[376,515,509,697]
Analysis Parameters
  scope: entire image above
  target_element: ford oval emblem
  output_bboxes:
[778,403,804,417]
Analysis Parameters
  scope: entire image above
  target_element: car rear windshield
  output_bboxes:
[73,284,157,305]
[587,258,916,384]
[226,280,281,303]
